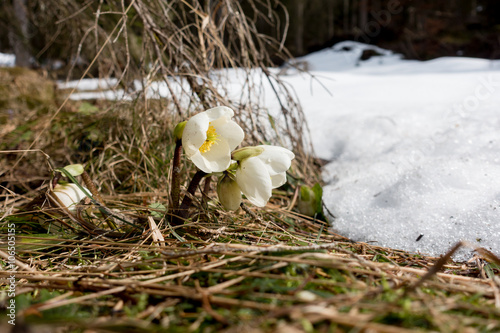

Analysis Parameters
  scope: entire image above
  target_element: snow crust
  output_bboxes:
[291,42,500,260]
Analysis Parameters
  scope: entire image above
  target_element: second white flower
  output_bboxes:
[216,145,295,209]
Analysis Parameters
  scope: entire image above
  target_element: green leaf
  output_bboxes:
[78,102,99,115]
[16,234,77,251]
[149,202,166,218]
[300,186,311,201]
[311,183,323,214]
[63,164,84,177]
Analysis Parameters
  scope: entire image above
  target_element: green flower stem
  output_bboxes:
[170,139,183,210]
[178,169,207,219]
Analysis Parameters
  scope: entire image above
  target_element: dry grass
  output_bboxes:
[1,199,500,332]
[1,1,500,332]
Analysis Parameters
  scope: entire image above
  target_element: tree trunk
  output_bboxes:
[350,0,357,30]
[343,0,350,33]
[327,0,335,37]
[294,0,304,55]
[359,0,368,31]
[8,0,31,67]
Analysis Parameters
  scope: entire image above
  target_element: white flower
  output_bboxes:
[182,106,244,173]
[217,145,294,209]
[53,183,90,210]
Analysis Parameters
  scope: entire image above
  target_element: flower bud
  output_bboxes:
[63,164,84,177]
[173,121,187,141]
[298,186,316,217]
[298,184,323,218]
[231,147,264,161]
[217,174,241,211]
[53,183,90,210]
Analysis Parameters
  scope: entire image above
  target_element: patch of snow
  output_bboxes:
[67,90,132,101]
[290,41,500,75]
[0,53,16,67]
[290,40,403,72]
[58,78,119,91]
[289,41,500,260]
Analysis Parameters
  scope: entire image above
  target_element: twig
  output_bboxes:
[405,241,463,294]
[0,249,34,272]
[160,242,346,259]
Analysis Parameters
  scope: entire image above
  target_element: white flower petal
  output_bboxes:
[236,158,272,207]
[181,107,244,173]
[270,172,287,188]
[190,139,231,173]
[217,121,244,151]
[182,112,209,156]
[205,106,234,121]
[256,145,295,176]
[53,183,89,210]
[231,145,294,207]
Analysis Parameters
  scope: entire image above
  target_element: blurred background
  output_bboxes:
[270,0,500,60]
[2,0,500,72]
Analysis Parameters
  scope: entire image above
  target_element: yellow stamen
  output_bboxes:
[199,124,219,153]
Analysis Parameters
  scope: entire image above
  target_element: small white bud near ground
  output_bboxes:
[296,290,318,302]
[52,183,90,210]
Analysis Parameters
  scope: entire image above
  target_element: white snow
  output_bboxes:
[4,41,500,260]
[290,40,404,72]
[0,53,15,67]
[58,78,119,91]
[286,43,500,260]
